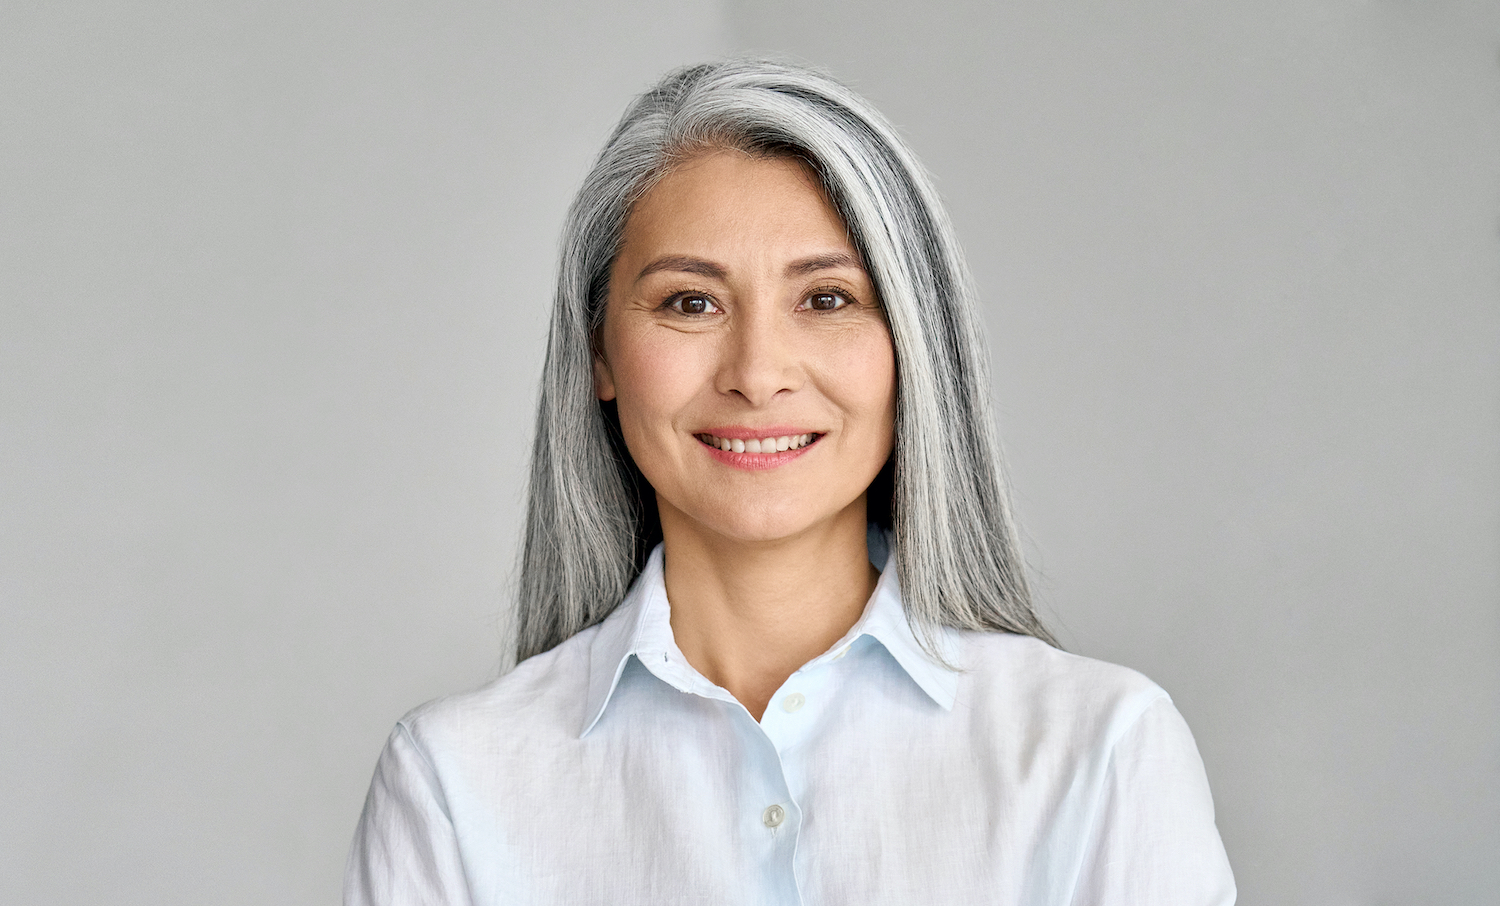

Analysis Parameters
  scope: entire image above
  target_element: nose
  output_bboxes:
[714,303,802,406]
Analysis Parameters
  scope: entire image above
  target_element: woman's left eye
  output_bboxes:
[802,291,851,312]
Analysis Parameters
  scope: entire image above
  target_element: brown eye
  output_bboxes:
[806,291,849,311]
[668,293,717,315]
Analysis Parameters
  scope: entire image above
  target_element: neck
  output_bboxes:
[659,499,879,721]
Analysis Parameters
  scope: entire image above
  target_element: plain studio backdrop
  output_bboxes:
[3,2,1497,904]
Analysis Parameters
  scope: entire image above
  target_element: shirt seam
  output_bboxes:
[394,719,482,904]
[1061,690,1172,906]
[395,720,456,823]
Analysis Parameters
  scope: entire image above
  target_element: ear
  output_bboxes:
[592,351,617,401]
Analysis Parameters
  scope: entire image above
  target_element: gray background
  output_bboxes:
[3,2,1496,903]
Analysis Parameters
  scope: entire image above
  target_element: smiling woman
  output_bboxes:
[596,152,895,539]
[345,59,1236,905]
[594,151,898,718]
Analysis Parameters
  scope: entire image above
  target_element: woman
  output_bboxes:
[347,59,1235,905]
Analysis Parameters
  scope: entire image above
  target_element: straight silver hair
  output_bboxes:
[516,58,1057,663]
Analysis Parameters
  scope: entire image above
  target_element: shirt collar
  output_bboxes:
[580,529,959,738]
[848,532,961,710]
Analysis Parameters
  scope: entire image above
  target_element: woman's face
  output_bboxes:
[595,150,896,546]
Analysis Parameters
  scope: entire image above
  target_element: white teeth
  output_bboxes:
[703,433,818,453]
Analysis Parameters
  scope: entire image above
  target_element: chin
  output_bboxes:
[710,519,816,545]
[687,493,864,546]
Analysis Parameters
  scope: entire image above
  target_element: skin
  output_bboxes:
[594,149,897,721]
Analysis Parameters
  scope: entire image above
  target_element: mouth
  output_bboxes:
[694,432,822,454]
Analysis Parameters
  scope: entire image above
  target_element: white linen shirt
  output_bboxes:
[346,537,1235,905]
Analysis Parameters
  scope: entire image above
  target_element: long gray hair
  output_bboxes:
[516,58,1056,663]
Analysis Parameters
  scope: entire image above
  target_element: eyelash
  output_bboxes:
[662,290,722,315]
[660,286,857,315]
[799,287,855,312]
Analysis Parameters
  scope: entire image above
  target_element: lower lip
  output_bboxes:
[699,436,820,471]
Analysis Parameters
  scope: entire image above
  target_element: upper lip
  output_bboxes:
[695,426,821,440]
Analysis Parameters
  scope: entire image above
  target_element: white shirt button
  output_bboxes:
[762,804,785,828]
[781,692,806,713]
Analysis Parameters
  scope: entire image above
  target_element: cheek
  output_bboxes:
[606,327,706,435]
[837,330,898,439]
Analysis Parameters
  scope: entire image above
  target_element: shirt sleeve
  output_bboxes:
[1069,696,1237,906]
[345,722,475,906]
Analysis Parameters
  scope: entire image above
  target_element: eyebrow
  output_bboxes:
[634,251,865,284]
[635,256,727,283]
[785,252,864,277]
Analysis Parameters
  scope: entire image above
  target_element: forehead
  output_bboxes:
[618,150,854,262]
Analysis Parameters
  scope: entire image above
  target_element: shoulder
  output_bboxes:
[953,631,1173,750]
[395,623,603,762]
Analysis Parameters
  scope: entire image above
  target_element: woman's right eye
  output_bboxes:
[665,293,719,315]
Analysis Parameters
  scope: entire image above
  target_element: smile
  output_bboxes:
[695,432,821,454]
